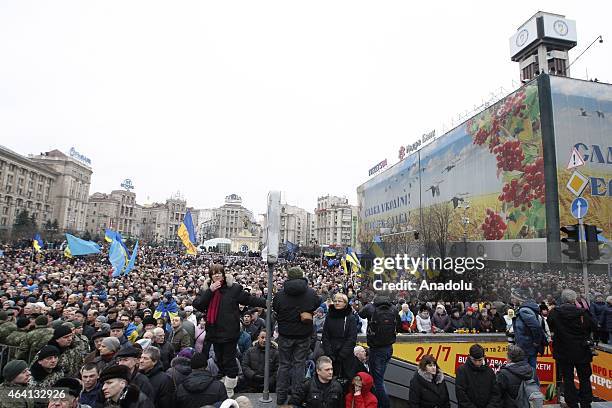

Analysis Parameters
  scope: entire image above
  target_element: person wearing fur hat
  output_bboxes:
[47,324,83,377]
[407,354,450,408]
[0,360,32,408]
[175,352,228,408]
[99,365,154,408]
[192,264,266,398]
[18,314,53,362]
[29,345,64,388]
[272,266,321,406]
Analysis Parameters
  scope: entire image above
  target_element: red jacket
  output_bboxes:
[345,371,377,408]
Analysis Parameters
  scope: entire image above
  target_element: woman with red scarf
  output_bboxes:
[192,264,266,397]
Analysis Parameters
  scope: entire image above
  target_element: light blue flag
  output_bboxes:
[123,241,139,275]
[183,210,197,244]
[109,240,127,278]
[65,234,101,256]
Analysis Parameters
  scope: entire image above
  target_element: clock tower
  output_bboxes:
[509,11,577,82]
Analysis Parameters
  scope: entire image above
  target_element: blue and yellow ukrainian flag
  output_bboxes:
[33,234,43,253]
[178,210,197,255]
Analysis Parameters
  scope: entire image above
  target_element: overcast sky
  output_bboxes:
[1,1,610,215]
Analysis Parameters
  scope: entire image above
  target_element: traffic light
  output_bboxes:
[584,224,602,261]
[560,224,581,261]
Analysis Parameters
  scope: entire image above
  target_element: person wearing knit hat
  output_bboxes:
[455,343,500,407]
[92,336,120,374]
[175,351,228,407]
[192,263,266,398]
[497,344,536,405]
[101,337,121,354]
[271,264,320,405]
[34,314,48,327]
[30,345,63,388]
[462,307,480,332]
[1,360,30,385]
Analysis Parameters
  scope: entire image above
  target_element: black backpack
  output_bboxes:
[368,304,397,346]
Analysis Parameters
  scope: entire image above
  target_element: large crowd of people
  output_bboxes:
[0,242,609,408]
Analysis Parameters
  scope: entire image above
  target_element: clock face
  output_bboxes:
[553,20,569,36]
[516,29,529,47]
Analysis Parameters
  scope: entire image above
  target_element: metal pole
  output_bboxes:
[578,217,590,303]
[261,255,276,403]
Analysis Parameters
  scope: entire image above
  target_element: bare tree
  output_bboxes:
[431,202,453,258]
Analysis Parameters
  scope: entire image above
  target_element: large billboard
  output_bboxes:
[550,76,612,260]
[358,82,547,259]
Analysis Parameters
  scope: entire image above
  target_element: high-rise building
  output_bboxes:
[315,195,357,247]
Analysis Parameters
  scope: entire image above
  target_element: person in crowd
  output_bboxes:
[152,327,174,370]
[455,344,501,408]
[166,347,194,389]
[547,289,597,408]
[46,324,83,378]
[496,344,536,407]
[194,315,206,353]
[479,313,494,333]
[241,311,262,341]
[514,299,547,373]
[289,356,344,408]
[313,307,326,334]
[237,322,253,358]
[590,294,607,344]
[193,264,266,398]
[29,345,64,388]
[79,363,102,408]
[398,303,414,333]
[5,317,31,347]
[169,315,191,352]
[416,306,433,333]
[449,308,465,332]
[0,311,17,343]
[92,336,119,373]
[322,292,358,382]
[490,306,506,333]
[462,307,481,332]
[432,304,450,333]
[407,354,450,408]
[98,364,154,408]
[242,329,278,392]
[18,314,53,362]
[184,305,198,326]
[0,360,31,408]
[139,346,175,408]
[175,352,228,408]
[344,371,377,408]
[179,311,195,345]
[358,295,400,408]
[272,266,321,406]
[115,345,155,401]
[110,322,129,346]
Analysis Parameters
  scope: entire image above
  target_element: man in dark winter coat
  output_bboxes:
[115,345,155,402]
[242,330,278,392]
[166,353,192,389]
[455,344,502,408]
[152,327,174,370]
[547,289,597,408]
[272,266,321,406]
[98,364,154,408]
[175,352,227,408]
[289,356,344,408]
[514,300,547,373]
[139,347,175,408]
[449,308,465,332]
[490,306,507,333]
[496,345,535,407]
[462,307,481,332]
[358,295,401,408]
[169,316,191,353]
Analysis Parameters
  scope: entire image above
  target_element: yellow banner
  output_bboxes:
[583,349,612,401]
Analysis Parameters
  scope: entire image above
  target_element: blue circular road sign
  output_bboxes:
[571,197,588,219]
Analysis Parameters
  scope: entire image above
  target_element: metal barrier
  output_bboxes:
[0,344,33,381]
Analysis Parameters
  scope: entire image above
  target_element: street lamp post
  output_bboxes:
[459,201,470,257]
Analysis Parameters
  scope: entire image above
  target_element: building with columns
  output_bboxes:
[85,190,141,239]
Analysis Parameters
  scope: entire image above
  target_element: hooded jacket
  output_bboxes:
[193,275,266,343]
[514,301,545,356]
[496,361,534,408]
[345,371,377,408]
[272,277,321,339]
[242,340,278,386]
[166,356,192,388]
[142,362,175,408]
[547,303,596,364]
[408,368,450,408]
[175,369,228,408]
[455,358,502,408]
[432,307,451,332]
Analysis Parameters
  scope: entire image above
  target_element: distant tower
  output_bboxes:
[509,11,577,82]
